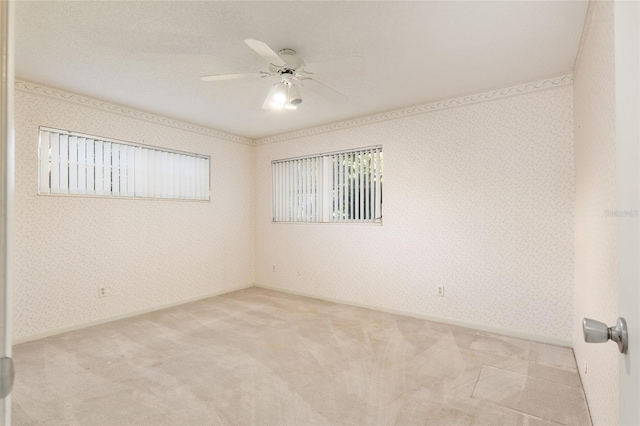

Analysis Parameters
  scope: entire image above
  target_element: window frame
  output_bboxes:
[271,145,383,224]
[37,126,211,202]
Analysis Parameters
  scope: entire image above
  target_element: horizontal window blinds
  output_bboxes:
[272,146,382,223]
[38,128,210,201]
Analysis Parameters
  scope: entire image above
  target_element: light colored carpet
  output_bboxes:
[12,287,591,425]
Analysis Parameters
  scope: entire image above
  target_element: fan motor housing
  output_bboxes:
[278,49,304,70]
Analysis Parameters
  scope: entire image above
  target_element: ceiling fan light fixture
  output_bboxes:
[269,82,288,105]
[265,80,301,111]
[288,84,302,106]
[202,38,353,112]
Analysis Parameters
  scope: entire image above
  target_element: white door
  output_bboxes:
[0,1,15,425]
[615,2,639,424]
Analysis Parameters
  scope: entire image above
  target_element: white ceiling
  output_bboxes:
[16,1,588,140]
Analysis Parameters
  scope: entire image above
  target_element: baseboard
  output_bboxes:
[573,351,594,424]
[12,283,254,345]
[14,283,572,348]
[255,284,573,348]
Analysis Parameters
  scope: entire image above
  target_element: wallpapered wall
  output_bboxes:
[255,85,575,344]
[13,89,255,341]
[572,1,619,424]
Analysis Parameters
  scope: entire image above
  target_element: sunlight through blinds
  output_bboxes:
[272,146,382,223]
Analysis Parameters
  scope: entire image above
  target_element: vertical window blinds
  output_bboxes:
[272,146,382,223]
[38,128,210,201]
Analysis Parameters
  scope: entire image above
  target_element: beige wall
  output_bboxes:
[13,88,255,341]
[255,85,575,344]
[14,79,577,347]
[572,1,619,424]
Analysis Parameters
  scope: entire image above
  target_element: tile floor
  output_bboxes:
[11,287,591,425]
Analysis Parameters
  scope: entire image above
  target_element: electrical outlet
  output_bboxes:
[98,287,107,298]
[272,265,276,272]
[437,286,445,297]
[583,361,588,375]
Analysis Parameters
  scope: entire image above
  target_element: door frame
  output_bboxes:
[0,0,15,424]
[614,1,640,424]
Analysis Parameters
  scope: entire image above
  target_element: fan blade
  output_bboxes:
[301,78,348,104]
[303,56,365,75]
[244,39,286,67]
[200,72,265,82]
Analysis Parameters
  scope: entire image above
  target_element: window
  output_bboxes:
[38,127,210,201]
[272,146,382,223]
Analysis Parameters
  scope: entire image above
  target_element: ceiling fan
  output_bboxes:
[200,39,364,110]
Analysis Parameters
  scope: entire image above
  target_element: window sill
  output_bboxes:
[271,220,382,226]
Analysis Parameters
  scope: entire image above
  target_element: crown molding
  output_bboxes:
[15,80,256,146]
[17,74,574,148]
[256,73,574,145]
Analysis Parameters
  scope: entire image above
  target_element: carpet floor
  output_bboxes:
[12,287,590,425]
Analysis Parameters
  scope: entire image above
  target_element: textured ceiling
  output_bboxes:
[16,1,588,139]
